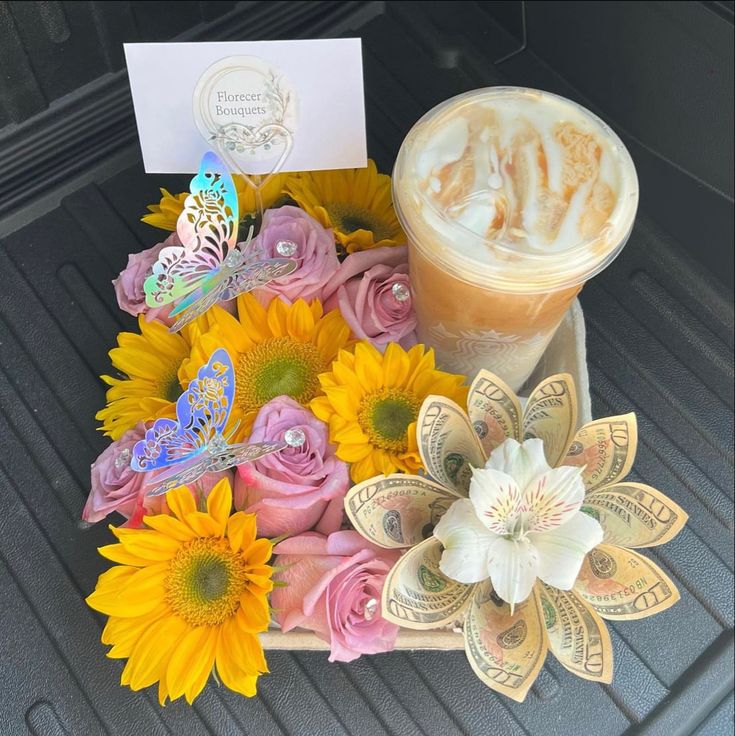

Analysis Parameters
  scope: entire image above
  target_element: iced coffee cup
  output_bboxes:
[393,87,638,390]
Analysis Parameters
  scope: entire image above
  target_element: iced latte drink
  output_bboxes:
[393,87,638,389]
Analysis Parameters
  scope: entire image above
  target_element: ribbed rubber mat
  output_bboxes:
[0,3,732,735]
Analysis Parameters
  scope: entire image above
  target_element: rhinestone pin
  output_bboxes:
[224,250,242,268]
[207,434,228,455]
[391,282,411,302]
[364,598,378,620]
[284,427,306,448]
[114,447,131,470]
[275,239,298,258]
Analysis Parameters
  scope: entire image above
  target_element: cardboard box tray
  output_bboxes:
[262,300,592,651]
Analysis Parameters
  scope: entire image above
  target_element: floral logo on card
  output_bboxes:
[194,55,299,170]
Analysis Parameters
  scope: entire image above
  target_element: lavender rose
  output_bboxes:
[322,245,417,351]
[234,396,349,537]
[112,234,175,324]
[83,423,232,528]
[272,531,400,662]
[251,205,339,305]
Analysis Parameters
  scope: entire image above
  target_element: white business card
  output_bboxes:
[124,38,366,174]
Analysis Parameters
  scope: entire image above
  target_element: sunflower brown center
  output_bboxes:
[166,538,248,627]
[358,388,421,452]
[158,369,183,403]
[325,202,392,241]
[235,337,325,413]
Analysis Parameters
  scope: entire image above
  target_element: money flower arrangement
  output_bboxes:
[84,152,687,706]
[345,371,688,701]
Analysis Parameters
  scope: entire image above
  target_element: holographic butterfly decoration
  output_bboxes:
[143,151,298,332]
[131,348,287,496]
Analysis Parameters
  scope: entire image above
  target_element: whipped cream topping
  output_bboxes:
[398,88,637,270]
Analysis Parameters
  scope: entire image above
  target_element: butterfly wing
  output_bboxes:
[145,441,286,497]
[167,277,230,332]
[178,151,238,252]
[144,457,211,497]
[180,347,234,435]
[217,440,288,468]
[220,258,298,301]
[144,152,238,307]
[131,348,235,472]
[130,418,201,472]
[166,256,298,333]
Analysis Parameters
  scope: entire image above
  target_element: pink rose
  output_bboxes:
[322,245,417,351]
[112,235,175,324]
[272,531,400,662]
[83,423,233,528]
[235,396,349,537]
[251,206,339,305]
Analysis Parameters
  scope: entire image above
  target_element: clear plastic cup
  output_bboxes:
[393,87,638,390]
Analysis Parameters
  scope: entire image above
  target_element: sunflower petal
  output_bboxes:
[183,511,223,537]
[122,615,188,690]
[166,486,197,520]
[206,478,233,532]
[227,512,257,552]
[238,587,271,632]
[142,514,195,542]
[112,527,181,560]
[165,625,217,702]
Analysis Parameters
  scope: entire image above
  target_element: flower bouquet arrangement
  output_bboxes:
[85,153,688,705]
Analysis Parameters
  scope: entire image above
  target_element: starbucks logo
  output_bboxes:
[382,510,403,543]
[418,564,446,593]
[497,621,527,649]
[589,548,617,578]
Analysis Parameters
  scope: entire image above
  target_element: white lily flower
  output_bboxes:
[434,437,603,608]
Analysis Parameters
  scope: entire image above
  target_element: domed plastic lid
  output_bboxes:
[393,87,639,293]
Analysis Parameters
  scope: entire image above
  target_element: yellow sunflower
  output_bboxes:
[96,317,202,440]
[142,173,292,231]
[311,342,467,482]
[184,293,353,441]
[285,160,405,253]
[141,188,189,231]
[86,479,272,704]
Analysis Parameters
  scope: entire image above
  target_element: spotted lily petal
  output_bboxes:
[469,467,522,535]
[523,465,586,533]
